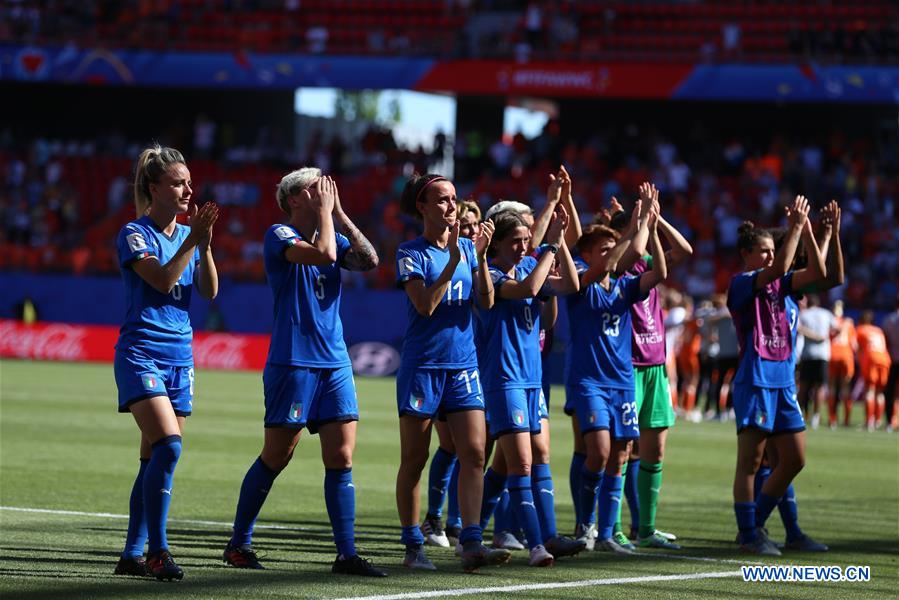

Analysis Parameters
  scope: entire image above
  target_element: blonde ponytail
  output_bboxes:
[132,144,186,217]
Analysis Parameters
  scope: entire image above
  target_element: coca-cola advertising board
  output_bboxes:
[0,320,269,371]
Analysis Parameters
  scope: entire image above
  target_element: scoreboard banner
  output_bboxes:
[2,44,897,103]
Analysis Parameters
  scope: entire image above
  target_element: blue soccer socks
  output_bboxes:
[507,474,542,550]
[596,474,622,541]
[532,463,557,542]
[122,458,149,558]
[479,468,506,531]
[230,456,280,548]
[325,468,357,558]
[144,435,182,554]
[427,448,457,519]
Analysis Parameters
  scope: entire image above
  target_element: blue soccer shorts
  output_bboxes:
[570,383,640,441]
[486,387,548,439]
[733,383,805,435]
[114,348,194,416]
[395,365,485,419]
[263,364,358,434]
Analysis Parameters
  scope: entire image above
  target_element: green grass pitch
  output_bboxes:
[1,359,897,599]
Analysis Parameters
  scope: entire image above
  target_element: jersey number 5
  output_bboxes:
[315,274,326,300]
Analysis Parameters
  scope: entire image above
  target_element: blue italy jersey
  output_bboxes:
[566,273,645,390]
[727,270,795,388]
[115,216,199,365]
[480,256,549,392]
[264,224,352,368]
[396,236,479,369]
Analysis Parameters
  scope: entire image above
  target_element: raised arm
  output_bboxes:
[529,171,563,252]
[608,194,650,275]
[656,185,693,268]
[132,202,219,295]
[332,180,379,272]
[639,209,668,294]
[559,165,583,249]
[404,223,463,317]
[473,219,496,310]
[501,207,570,300]
[791,207,827,291]
[284,176,338,266]
[755,195,808,291]
[818,200,844,290]
[547,205,579,295]
[615,183,653,272]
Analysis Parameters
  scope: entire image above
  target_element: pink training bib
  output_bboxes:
[753,277,792,361]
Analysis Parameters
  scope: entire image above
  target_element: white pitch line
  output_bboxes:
[0,505,318,532]
[333,571,743,600]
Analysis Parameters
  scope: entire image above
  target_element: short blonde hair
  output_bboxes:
[276,167,321,215]
[484,200,532,221]
[458,199,481,221]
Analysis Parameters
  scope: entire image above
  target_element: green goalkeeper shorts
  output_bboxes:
[634,364,676,429]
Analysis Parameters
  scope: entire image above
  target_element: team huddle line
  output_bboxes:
[110,145,846,581]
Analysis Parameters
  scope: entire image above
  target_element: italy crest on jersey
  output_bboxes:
[142,374,158,390]
[513,410,525,425]
[410,396,424,410]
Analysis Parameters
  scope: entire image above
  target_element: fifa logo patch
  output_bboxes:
[755,411,768,426]
[142,374,158,389]
[290,402,302,419]
[513,410,525,425]
[410,396,424,410]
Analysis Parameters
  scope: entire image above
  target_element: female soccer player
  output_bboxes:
[570,203,668,555]
[856,311,891,431]
[726,195,825,556]
[477,192,583,566]
[619,184,692,551]
[829,301,857,427]
[394,173,512,573]
[566,195,649,548]
[420,198,482,548]
[114,145,219,580]
[222,170,386,577]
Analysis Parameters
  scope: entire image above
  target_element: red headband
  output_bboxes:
[415,176,447,203]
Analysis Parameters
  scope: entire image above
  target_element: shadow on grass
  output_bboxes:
[1,558,488,600]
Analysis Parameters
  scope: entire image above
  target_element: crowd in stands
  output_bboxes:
[2,1,896,63]
[2,112,897,311]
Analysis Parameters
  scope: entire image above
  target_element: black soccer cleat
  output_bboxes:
[223,544,265,569]
[146,549,184,581]
[114,555,148,577]
[332,554,388,577]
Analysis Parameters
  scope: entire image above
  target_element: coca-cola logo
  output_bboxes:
[0,322,86,360]
[193,334,248,370]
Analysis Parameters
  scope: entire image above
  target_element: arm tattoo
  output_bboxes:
[339,218,379,272]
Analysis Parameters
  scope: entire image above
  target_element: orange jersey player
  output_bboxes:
[856,311,890,431]
[828,301,857,427]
